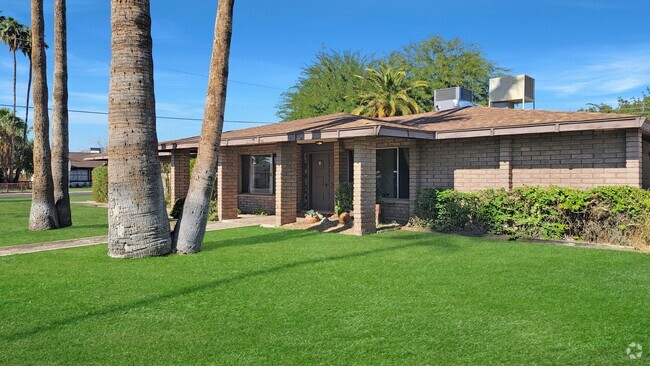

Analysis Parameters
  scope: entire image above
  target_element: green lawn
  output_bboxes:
[1,227,648,364]
[0,196,107,246]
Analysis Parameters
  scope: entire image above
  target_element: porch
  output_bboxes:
[164,136,419,235]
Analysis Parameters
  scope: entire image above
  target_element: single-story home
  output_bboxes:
[69,151,104,187]
[157,106,650,235]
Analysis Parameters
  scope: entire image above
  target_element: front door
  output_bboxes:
[310,152,333,212]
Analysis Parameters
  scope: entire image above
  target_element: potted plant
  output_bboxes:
[304,209,321,224]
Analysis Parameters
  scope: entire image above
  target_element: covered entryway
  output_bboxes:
[309,151,334,212]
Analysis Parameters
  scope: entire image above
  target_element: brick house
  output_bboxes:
[159,106,650,235]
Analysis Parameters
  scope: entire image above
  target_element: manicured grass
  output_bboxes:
[0,197,107,246]
[1,227,648,364]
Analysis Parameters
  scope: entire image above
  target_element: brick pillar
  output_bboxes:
[170,149,191,203]
[499,137,513,189]
[296,144,304,211]
[353,137,376,235]
[217,147,238,220]
[408,140,420,216]
[276,142,298,226]
[625,129,642,187]
[333,140,342,193]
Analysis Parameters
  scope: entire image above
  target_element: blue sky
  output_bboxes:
[1,0,650,151]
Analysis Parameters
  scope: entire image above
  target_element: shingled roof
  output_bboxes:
[158,107,648,149]
[69,152,106,169]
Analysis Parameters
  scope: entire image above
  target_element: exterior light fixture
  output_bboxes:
[315,141,324,145]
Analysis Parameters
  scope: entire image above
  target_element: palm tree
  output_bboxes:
[29,0,59,230]
[107,0,171,258]
[0,16,23,182]
[0,109,26,182]
[173,0,235,254]
[19,25,32,151]
[52,0,71,227]
[351,66,428,118]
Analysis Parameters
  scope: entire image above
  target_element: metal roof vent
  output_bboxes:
[489,74,535,109]
[434,87,475,111]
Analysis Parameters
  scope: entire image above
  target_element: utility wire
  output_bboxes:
[158,67,285,90]
[0,103,273,125]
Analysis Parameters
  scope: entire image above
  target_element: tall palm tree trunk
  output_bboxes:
[108,0,171,258]
[173,0,235,254]
[29,0,58,230]
[9,49,16,182]
[24,58,31,140]
[52,0,71,227]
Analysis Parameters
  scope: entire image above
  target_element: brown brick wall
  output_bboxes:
[276,142,298,226]
[418,136,502,191]
[642,140,650,188]
[217,147,238,220]
[511,130,630,188]
[238,194,275,215]
[170,149,191,202]
[353,137,377,235]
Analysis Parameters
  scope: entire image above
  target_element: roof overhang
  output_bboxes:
[434,117,645,140]
[156,116,648,150]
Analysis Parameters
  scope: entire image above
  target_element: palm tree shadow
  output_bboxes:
[201,230,316,251]
[2,234,458,342]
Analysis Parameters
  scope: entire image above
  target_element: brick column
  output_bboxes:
[217,147,238,220]
[333,140,342,193]
[275,142,298,226]
[353,137,376,235]
[499,137,513,189]
[408,140,420,216]
[170,149,191,203]
[625,129,642,187]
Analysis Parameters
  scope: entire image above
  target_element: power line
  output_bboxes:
[0,104,273,125]
[157,67,285,90]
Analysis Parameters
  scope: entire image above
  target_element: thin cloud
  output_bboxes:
[536,46,650,97]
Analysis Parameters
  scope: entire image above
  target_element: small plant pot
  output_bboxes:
[304,216,319,224]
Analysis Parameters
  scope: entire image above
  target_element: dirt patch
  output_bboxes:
[284,217,401,234]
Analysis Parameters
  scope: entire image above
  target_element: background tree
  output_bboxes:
[0,109,28,182]
[173,0,235,254]
[276,50,373,121]
[581,87,650,120]
[29,0,59,230]
[19,25,33,155]
[52,0,71,227]
[388,36,507,109]
[351,65,428,118]
[0,16,24,182]
[107,0,171,258]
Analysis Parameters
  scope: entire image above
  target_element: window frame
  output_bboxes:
[376,147,409,200]
[240,154,275,195]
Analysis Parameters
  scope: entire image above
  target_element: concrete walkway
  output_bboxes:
[0,190,92,199]
[0,214,277,257]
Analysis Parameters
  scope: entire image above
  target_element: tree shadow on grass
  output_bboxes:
[1,234,459,342]
[201,230,317,251]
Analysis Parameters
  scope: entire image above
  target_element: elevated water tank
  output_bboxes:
[489,74,535,110]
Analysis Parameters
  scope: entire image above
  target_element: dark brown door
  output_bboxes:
[310,152,333,211]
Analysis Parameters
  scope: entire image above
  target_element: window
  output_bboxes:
[376,148,409,199]
[70,169,89,182]
[240,154,274,194]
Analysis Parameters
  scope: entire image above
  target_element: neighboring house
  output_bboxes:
[159,105,650,235]
[69,152,104,187]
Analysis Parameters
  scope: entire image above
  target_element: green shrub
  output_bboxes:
[410,185,650,248]
[170,198,185,219]
[208,199,219,221]
[334,182,353,215]
[91,166,108,203]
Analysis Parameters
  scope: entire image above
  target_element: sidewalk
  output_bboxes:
[0,214,276,257]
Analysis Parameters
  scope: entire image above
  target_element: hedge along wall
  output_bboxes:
[410,186,650,249]
[91,165,108,203]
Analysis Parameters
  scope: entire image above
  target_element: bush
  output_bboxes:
[91,166,108,203]
[334,182,353,215]
[170,198,185,219]
[410,185,650,248]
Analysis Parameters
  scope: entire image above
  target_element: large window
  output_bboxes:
[376,148,409,199]
[241,154,274,194]
[70,169,90,182]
